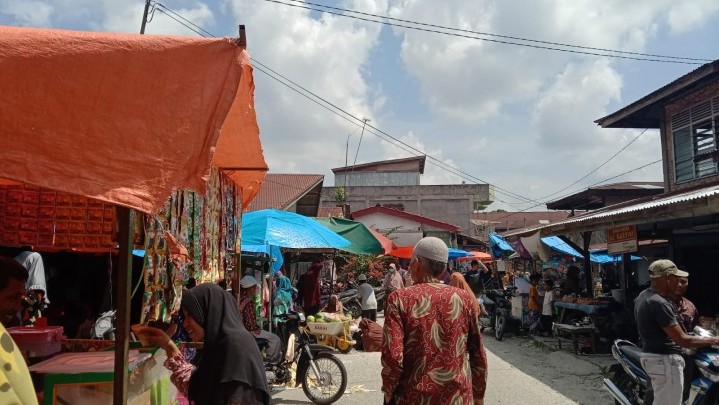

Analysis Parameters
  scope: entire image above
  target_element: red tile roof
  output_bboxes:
[351,205,460,232]
[247,174,324,211]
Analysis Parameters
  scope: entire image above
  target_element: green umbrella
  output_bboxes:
[314,217,383,256]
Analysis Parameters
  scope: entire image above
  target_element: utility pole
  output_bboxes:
[140,0,151,34]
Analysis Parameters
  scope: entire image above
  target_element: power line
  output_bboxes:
[491,158,663,223]
[147,4,572,208]
[538,128,650,201]
[262,0,706,65]
[250,59,542,205]
[279,0,712,63]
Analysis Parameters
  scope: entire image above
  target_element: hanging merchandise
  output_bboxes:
[140,168,243,324]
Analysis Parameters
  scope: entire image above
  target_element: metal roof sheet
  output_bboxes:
[505,184,719,236]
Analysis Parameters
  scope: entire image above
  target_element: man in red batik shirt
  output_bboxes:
[381,237,488,405]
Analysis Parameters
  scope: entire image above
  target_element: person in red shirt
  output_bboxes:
[297,262,322,315]
[381,237,488,405]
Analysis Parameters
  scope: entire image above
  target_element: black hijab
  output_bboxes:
[181,283,270,405]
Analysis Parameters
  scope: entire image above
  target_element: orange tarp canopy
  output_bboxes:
[456,251,493,262]
[0,26,267,214]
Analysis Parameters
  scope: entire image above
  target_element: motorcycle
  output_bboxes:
[374,287,386,313]
[478,286,522,341]
[258,312,348,404]
[604,327,719,405]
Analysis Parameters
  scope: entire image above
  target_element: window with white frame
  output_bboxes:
[672,96,719,183]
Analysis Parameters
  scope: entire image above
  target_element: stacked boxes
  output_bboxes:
[0,184,116,249]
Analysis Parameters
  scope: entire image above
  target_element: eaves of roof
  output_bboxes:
[504,183,719,237]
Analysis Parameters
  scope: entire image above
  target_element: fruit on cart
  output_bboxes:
[306,315,315,323]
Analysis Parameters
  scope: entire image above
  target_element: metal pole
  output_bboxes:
[113,207,134,405]
[140,0,151,34]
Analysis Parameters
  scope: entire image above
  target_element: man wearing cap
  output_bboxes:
[381,237,487,405]
[239,275,282,364]
[356,274,377,321]
[635,259,719,405]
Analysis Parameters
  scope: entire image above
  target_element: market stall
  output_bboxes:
[241,209,351,329]
[0,26,267,404]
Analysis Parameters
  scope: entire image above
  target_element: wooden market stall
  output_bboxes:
[0,25,267,404]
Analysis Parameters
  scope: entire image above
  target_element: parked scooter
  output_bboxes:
[258,312,348,404]
[478,286,522,341]
[604,327,719,404]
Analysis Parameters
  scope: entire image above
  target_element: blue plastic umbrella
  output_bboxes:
[242,209,351,249]
[448,248,472,260]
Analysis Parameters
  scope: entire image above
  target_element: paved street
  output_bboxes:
[270,320,614,404]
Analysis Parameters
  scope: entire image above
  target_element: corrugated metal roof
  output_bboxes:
[247,174,324,211]
[505,184,719,236]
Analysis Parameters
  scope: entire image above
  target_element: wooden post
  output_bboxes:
[113,207,134,405]
[582,231,593,296]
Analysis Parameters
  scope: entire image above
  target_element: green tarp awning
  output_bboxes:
[314,217,382,255]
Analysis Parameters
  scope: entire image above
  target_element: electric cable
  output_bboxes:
[276,0,712,63]
[261,0,707,65]
[538,128,650,200]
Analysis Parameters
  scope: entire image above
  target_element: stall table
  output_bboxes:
[553,323,599,354]
[554,301,610,325]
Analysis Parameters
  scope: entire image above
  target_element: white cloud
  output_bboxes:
[666,0,719,34]
[0,0,715,210]
[224,0,386,176]
[0,0,54,27]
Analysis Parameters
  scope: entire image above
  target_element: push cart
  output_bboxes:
[305,320,354,354]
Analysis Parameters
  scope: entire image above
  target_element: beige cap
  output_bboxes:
[648,259,688,278]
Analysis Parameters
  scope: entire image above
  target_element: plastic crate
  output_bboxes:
[8,326,63,358]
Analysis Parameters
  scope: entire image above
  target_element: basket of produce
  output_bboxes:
[305,312,350,336]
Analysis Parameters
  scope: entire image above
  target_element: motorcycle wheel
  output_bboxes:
[495,313,506,341]
[301,352,348,405]
[346,303,362,319]
[611,368,646,405]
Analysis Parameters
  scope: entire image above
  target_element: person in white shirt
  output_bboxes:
[541,278,555,337]
[356,274,377,321]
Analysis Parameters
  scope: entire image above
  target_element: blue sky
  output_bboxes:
[2,0,718,211]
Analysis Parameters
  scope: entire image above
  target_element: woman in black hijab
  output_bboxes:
[136,283,271,405]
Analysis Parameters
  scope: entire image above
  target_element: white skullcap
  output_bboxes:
[413,237,449,264]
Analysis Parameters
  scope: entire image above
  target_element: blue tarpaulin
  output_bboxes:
[541,236,584,258]
[241,244,284,273]
[448,248,472,260]
[242,209,351,249]
[590,250,642,264]
[489,233,514,259]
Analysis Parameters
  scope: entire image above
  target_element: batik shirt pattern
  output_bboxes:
[381,282,487,405]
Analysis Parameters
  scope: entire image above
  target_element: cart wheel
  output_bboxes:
[336,339,352,354]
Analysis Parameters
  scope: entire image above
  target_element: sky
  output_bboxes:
[2,0,719,211]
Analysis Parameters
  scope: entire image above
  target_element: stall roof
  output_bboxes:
[0,26,267,213]
[504,183,719,237]
[541,236,583,258]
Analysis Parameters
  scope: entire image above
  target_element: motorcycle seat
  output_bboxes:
[619,344,643,367]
